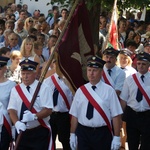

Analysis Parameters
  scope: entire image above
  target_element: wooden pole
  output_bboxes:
[14,0,80,149]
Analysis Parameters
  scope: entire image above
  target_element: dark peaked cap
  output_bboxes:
[19,58,38,71]
[87,56,106,68]
[136,52,150,62]
[143,41,150,47]
[0,56,9,68]
[103,47,120,57]
[120,49,132,57]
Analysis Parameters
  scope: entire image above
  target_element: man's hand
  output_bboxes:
[70,133,77,150]
[21,110,36,122]
[111,136,121,150]
[15,121,26,134]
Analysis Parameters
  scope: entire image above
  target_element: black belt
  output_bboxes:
[52,111,69,115]
[78,123,107,131]
[26,125,43,131]
[127,106,150,116]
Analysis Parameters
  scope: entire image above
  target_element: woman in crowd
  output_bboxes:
[24,17,35,33]
[34,41,45,67]
[133,32,143,52]
[118,18,127,43]
[20,37,39,61]
[5,50,22,84]
[118,49,137,77]
[124,29,135,47]
[117,49,137,150]
[20,37,40,75]
[34,41,45,79]
[0,56,16,150]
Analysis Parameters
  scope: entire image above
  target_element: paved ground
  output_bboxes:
[56,137,129,150]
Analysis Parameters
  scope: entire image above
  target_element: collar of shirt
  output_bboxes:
[22,80,38,93]
[8,45,20,50]
[43,47,49,51]
[15,29,24,33]
[0,42,5,47]
[137,71,150,79]
[104,65,116,73]
[89,80,102,91]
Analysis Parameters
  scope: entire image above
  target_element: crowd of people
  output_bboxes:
[0,2,150,150]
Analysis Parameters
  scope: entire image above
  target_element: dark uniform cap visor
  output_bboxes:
[120,49,132,57]
[87,56,106,68]
[103,47,120,57]
[19,59,38,71]
[20,65,36,71]
[136,52,150,62]
[144,41,150,47]
[0,56,9,68]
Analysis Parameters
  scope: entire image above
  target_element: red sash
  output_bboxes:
[103,71,121,101]
[15,85,54,150]
[80,85,112,134]
[51,75,70,110]
[133,74,150,106]
[3,116,11,136]
[102,71,112,86]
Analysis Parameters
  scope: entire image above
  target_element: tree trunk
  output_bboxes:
[87,0,101,50]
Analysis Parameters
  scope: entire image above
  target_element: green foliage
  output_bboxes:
[48,0,150,11]
[120,0,150,10]
[49,0,72,5]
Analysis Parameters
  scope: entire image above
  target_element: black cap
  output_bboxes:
[87,56,106,68]
[143,40,150,47]
[19,59,38,71]
[0,56,9,68]
[136,52,150,62]
[120,49,132,57]
[103,47,120,57]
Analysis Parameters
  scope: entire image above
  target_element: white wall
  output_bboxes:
[15,0,54,17]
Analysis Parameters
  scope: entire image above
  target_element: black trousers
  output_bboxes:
[125,106,150,150]
[76,123,112,150]
[17,126,50,150]
[50,112,71,150]
[0,125,11,150]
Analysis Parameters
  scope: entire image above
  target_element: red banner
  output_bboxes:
[57,2,94,92]
[106,0,119,50]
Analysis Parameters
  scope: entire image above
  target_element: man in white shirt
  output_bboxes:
[69,56,123,150]
[8,58,53,150]
[102,47,126,97]
[120,52,150,150]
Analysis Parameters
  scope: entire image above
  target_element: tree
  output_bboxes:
[48,0,150,48]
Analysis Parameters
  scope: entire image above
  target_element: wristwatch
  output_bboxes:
[34,114,38,120]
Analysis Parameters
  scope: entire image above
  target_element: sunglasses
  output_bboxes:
[35,9,40,12]
[10,38,18,41]
[29,20,33,23]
